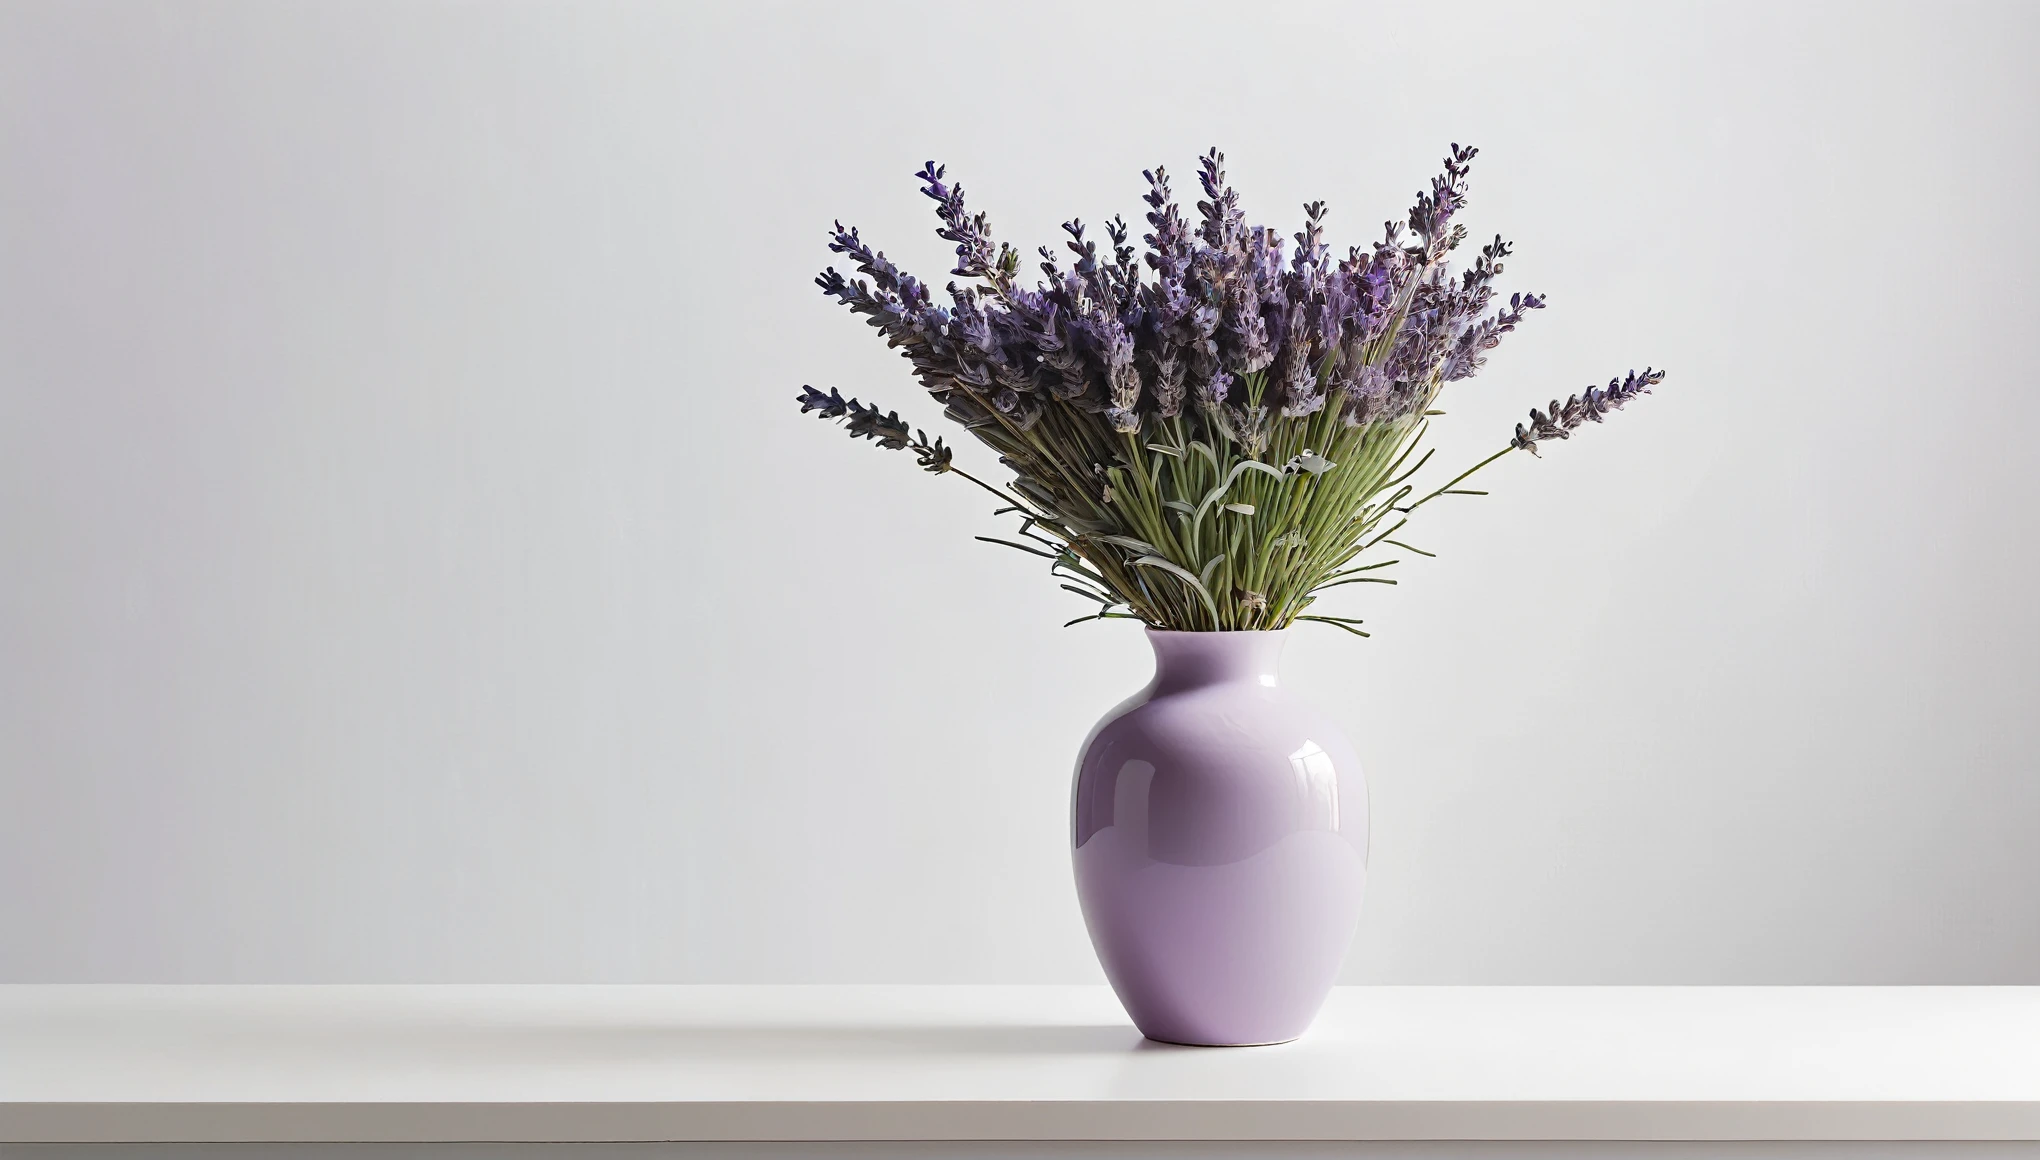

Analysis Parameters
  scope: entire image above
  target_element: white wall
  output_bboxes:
[2,0,2036,983]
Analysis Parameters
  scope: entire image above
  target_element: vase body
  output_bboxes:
[1071,629,1368,1046]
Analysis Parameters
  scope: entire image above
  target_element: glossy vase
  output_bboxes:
[1071,628,1368,1046]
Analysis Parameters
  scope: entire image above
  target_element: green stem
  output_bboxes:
[1401,446,1515,514]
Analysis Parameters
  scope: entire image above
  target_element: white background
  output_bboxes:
[2,0,2035,983]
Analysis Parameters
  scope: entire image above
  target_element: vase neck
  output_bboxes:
[1145,629,1287,695]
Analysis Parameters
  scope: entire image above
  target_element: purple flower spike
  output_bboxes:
[1510,368,1666,455]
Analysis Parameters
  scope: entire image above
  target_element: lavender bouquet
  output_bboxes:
[800,146,1663,634]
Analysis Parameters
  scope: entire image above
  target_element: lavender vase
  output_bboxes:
[1071,629,1368,1046]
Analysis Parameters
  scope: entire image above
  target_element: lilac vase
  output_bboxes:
[1071,628,1368,1046]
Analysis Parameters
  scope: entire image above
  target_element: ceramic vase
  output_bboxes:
[1071,628,1368,1046]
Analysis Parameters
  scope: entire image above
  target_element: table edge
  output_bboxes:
[5,1100,2039,1143]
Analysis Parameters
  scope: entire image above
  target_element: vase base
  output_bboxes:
[1141,1032,1302,1048]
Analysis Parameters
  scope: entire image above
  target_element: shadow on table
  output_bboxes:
[395,1020,1180,1060]
[7,1005,1211,1064]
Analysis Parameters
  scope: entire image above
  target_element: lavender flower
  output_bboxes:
[799,385,953,473]
[916,162,1016,293]
[1510,369,1666,455]
[797,146,1670,632]
[1196,148,1246,253]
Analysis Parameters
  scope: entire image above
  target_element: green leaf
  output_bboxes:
[1297,615,1371,637]
[1327,559,1400,578]
[1132,555,1220,621]
[1098,534,1161,555]
[1058,583,1115,604]
[1316,575,1398,590]
[1383,446,1435,489]
[1052,556,1111,586]
[1196,460,1287,524]
[1064,611,1145,628]
[974,536,1059,559]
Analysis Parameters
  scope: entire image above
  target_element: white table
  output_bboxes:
[2,985,2036,1158]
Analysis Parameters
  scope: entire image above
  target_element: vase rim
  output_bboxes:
[1143,627,1292,637]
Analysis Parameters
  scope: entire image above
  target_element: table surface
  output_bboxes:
[2,985,2037,1143]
